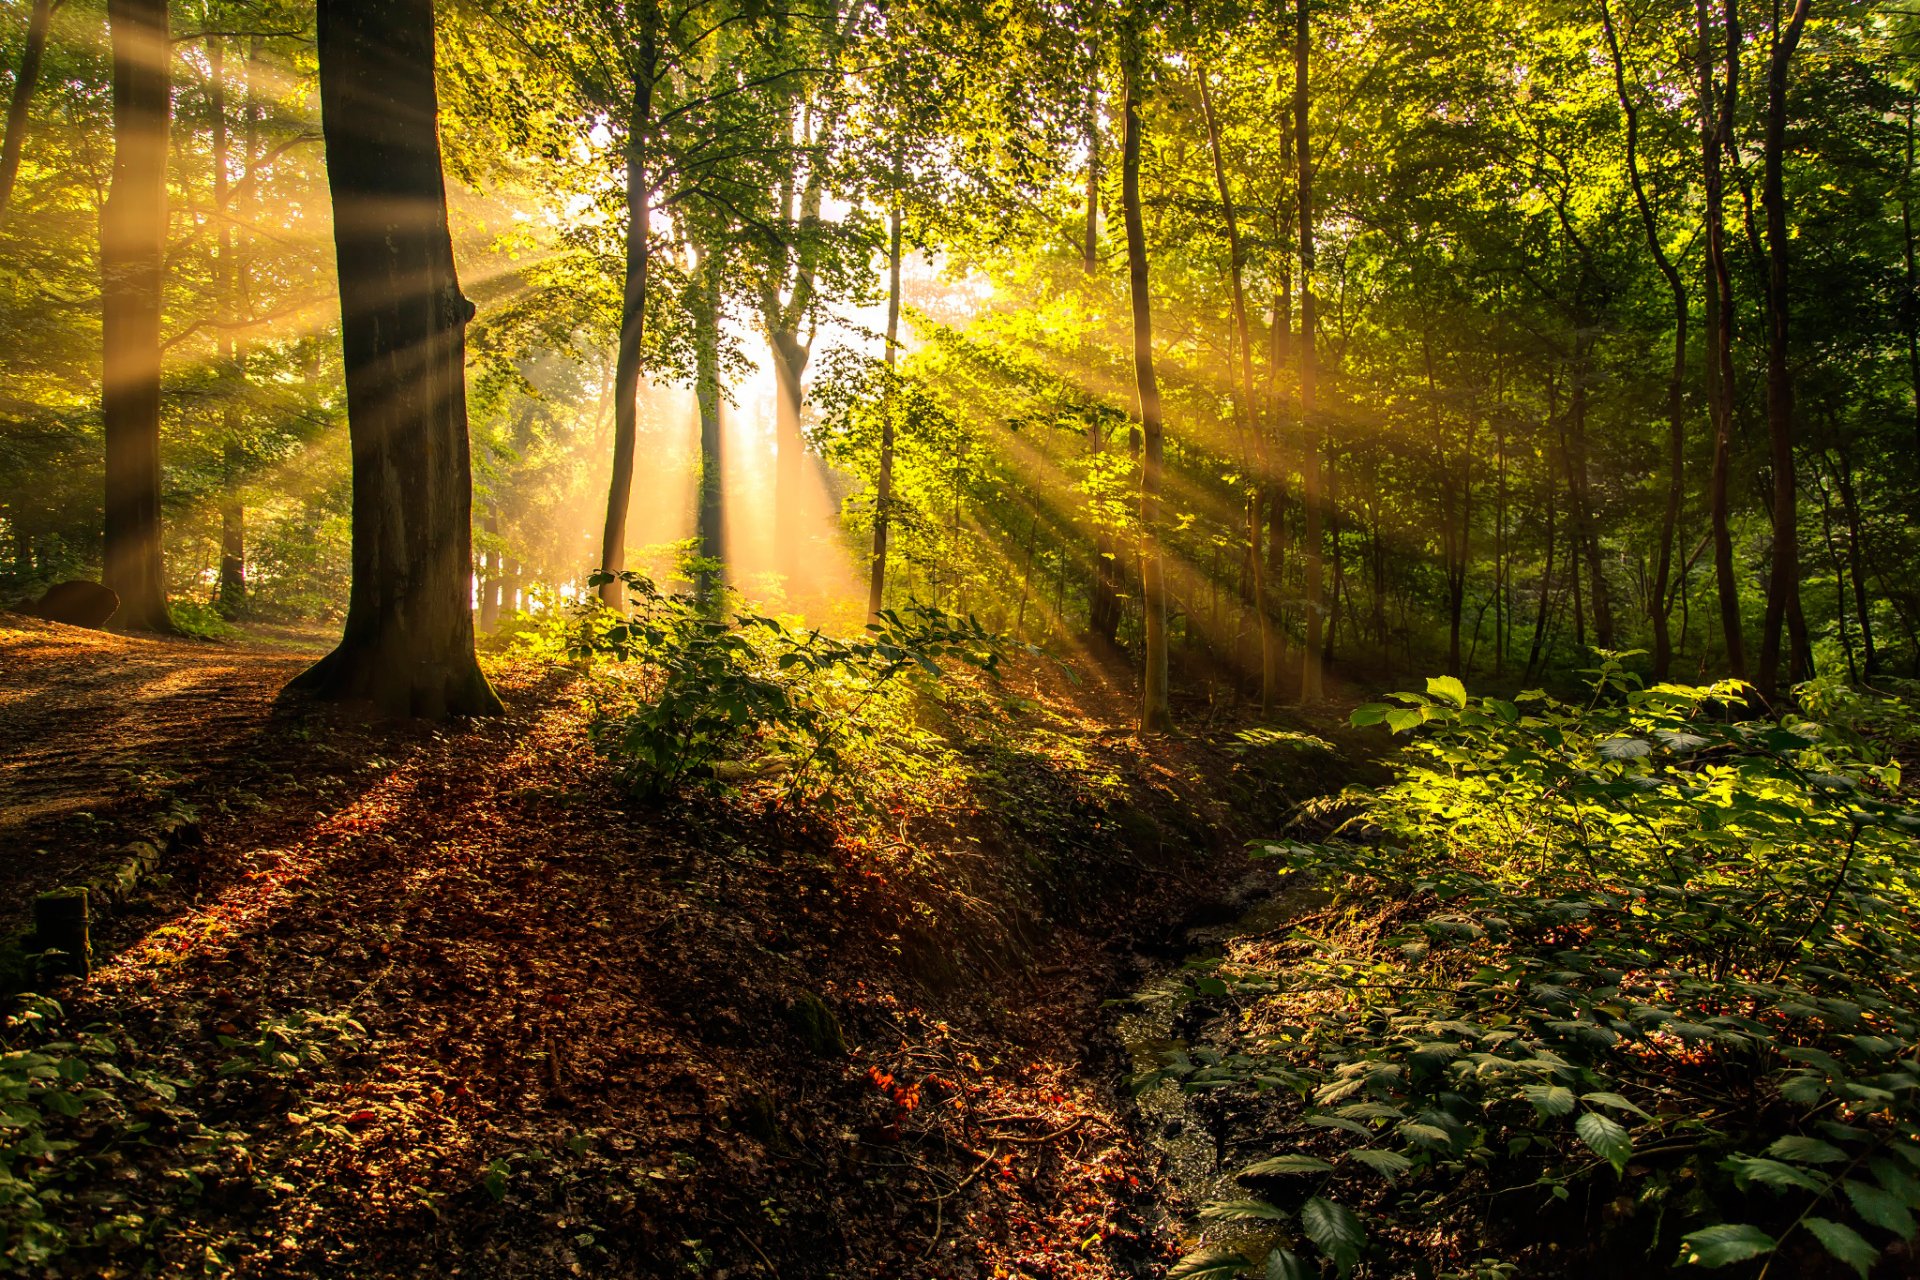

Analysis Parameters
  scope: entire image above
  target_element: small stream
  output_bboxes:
[1110,879,1325,1270]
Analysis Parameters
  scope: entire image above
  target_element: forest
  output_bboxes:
[0,0,1918,1276]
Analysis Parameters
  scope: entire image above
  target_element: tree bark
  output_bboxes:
[1604,0,1687,679]
[1196,64,1275,714]
[0,0,56,223]
[1294,0,1323,702]
[101,0,175,633]
[287,0,500,718]
[1082,63,1100,275]
[693,242,724,607]
[599,36,656,608]
[1121,23,1170,733]
[1700,0,1746,676]
[1756,0,1812,699]
[867,204,902,617]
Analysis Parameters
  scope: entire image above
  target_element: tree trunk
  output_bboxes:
[693,243,724,607]
[1830,441,1877,676]
[287,0,501,718]
[1700,0,1746,676]
[1756,0,1812,700]
[1604,0,1687,679]
[867,204,902,617]
[1121,24,1170,733]
[599,56,655,608]
[0,0,55,222]
[1294,0,1323,702]
[1196,63,1275,715]
[101,0,175,633]
[1565,337,1612,649]
[1083,63,1100,274]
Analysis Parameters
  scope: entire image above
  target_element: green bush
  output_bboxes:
[575,571,1001,798]
[1157,658,1920,1278]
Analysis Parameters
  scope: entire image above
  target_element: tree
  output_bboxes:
[100,0,176,632]
[596,0,658,609]
[286,0,502,717]
[1294,0,1322,702]
[1121,17,1171,732]
[0,0,58,223]
[1757,0,1814,699]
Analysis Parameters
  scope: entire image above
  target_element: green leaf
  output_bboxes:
[1520,1084,1575,1116]
[1723,1156,1826,1193]
[1426,675,1468,708]
[1766,1135,1848,1165]
[1384,708,1425,734]
[1843,1179,1917,1241]
[1168,1247,1252,1279]
[1350,703,1393,727]
[1198,1199,1288,1223]
[1243,1154,1334,1176]
[1580,1091,1651,1119]
[1678,1223,1776,1267]
[1348,1148,1413,1178]
[1265,1250,1310,1280]
[1804,1218,1877,1278]
[1300,1196,1365,1273]
[1576,1111,1631,1173]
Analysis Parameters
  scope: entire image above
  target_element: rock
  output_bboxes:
[784,990,847,1057]
[28,580,119,629]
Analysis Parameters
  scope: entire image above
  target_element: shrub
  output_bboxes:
[1156,658,1920,1278]
[574,571,1001,798]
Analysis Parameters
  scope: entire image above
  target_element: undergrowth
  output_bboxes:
[1154,657,1920,1279]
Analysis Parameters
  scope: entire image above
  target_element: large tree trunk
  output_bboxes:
[0,0,56,222]
[1701,0,1746,676]
[1121,24,1170,733]
[287,0,500,718]
[599,57,655,608]
[867,205,902,617]
[1756,0,1812,700]
[1294,0,1323,702]
[1604,0,1687,679]
[101,0,175,633]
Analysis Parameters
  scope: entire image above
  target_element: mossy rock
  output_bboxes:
[783,990,846,1057]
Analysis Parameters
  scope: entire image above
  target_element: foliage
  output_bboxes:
[573,570,1002,798]
[1152,660,1920,1276]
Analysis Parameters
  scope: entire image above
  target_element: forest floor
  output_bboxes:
[0,612,1372,1279]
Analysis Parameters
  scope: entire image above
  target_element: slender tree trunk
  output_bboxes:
[1294,0,1323,702]
[1121,23,1170,732]
[0,0,56,223]
[1604,0,1687,679]
[599,49,655,608]
[288,0,501,718]
[101,0,175,633]
[1565,337,1612,648]
[1756,0,1812,699]
[1902,97,1920,455]
[1701,0,1746,676]
[1082,72,1121,648]
[1196,64,1274,714]
[1830,441,1877,676]
[867,204,902,617]
[693,243,724,606]
[1083,63,1100,274]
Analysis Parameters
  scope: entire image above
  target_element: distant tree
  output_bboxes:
[0,0,58,222]
[286,0,501,717]
[100,0,176,632]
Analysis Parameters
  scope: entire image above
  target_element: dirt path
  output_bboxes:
[0,616,322,925]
